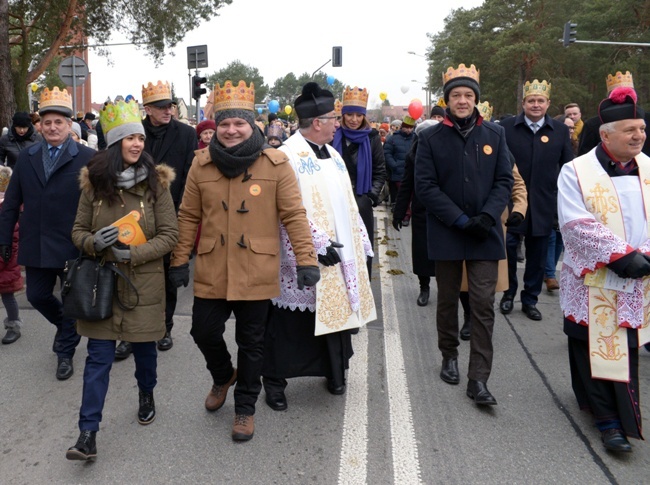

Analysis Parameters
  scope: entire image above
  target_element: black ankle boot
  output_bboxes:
[138,390,156,425]
[460,313,471,341]
[66,430,97,461]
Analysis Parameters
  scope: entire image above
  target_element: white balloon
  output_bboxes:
[400,85,410,94]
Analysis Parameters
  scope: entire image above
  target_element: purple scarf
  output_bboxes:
[333,127,372,195]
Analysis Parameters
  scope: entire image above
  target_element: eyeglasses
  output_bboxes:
[318,116,342,122]
[151,104,173,112]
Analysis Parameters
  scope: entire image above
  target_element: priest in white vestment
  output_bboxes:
[558,86,650,453]
[262,82,376,411]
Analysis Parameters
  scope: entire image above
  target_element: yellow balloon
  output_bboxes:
[31,83,38,93]
[285,105,292,115]
[379,91,387,101]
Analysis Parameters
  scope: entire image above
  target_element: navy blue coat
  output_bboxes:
[500,113,573,236]
[0,140,95,268]
[384,130,414,182]
[415,116,513,261]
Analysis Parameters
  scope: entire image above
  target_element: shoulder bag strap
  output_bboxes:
[107,263,140,311]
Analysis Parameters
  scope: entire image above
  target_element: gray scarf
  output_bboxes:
[116,165,149,189]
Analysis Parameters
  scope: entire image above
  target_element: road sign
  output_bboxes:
[187,45,208,70]
[58,56,89,86]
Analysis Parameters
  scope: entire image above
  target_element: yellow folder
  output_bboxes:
[111,210,147,246]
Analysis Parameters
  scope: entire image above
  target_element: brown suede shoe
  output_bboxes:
[544,277,560,292]
[232,414,254,441]
[205,369,237,412]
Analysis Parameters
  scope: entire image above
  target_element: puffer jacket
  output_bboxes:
[384,130,415,182]
[0,128,41,169]
[71,164,179,342]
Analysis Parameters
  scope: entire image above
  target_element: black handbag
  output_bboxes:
[61,237,139,321]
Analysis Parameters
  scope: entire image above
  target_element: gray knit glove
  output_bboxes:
[111,244,131,262]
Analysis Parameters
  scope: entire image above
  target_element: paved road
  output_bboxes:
[1,206,649,484]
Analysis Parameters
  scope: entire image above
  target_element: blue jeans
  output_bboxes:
[544,230,564,279]
[78,339,157,431]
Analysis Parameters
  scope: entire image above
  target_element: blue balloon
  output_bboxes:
[268,100,280,113]
[326,75,335,85]
[257,107,263,114]
[125,94,134,102]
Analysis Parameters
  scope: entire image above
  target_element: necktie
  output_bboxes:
[531,123,539,134]
[49,146,59,160]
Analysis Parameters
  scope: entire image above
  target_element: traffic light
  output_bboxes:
[192,75,207,100]
[562,21,577,47]
[332,46,343,67]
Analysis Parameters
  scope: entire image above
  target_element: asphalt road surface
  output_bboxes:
[1,205,649,484]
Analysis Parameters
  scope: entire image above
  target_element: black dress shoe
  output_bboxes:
[327,379,346,395]
[601,429,632,453]
[522,304,542,321]
[499,295,514,314]
[265,391,288,411]
[137,390,156,425]
[402,219,410,227]
[66,430,97,461]
[416,289,429,307]
[460,313,471,341]
[56,357,73,380]
[440,357,460,385]
[157,332,173,351]
[114,341,132,360]
[466,379,497,405]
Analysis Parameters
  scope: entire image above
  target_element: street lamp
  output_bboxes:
[408,52,431,115]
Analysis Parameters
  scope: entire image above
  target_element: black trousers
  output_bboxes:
[25,266,81,359]
[190,298,270,415]
[355,193,374,279]
[435,260,498,382]
[505,231,549,306]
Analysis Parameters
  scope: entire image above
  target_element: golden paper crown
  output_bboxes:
[442,64,480,85]
[342,86,369,109]
[100,100,142,134]
[606,71,634,93]
[213,80,255,112]
[523,80,552,99]
[334,99,342,115]
[141,80,172,106]
[39,87,73,115]
[0,166,12,193]
[477,101,493,120]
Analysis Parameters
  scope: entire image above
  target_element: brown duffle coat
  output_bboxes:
[170,147,316,301]
[71,164,179,342]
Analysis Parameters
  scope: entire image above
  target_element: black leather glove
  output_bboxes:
[392,219,402,231]
[318,240,344,266]
[93,225,119,252]
[505,211,525,227]
[367,193,380,208]
[296,265,321,290]
[169,263,190,288]
[608,252,650,279]
[462,213,495,241]
[0,244,11,263]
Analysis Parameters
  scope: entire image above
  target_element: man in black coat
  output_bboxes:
[0,88,95,380]
[415,64,513,405]
[499,80,574,321]
[135,81,197,353]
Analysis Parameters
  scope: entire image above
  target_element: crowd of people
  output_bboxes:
[0,65,649,460]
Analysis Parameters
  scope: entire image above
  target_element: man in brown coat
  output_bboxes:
[169,80,318,442]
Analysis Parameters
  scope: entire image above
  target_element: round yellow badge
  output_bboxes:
[483,145,493,155]
[541,136,549,143]
[249,184,261,196]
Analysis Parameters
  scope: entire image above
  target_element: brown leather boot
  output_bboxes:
[232,414,254,441]
[205,369,237,411]
[544,277,560,292]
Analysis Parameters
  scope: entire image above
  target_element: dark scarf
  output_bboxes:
[11,124,34,142]
[143,117,170,159]
[333,127,372,195]
[208,127,265,178]
[448,108,478,139]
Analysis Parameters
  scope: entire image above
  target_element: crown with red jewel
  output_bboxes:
[442,64,480,85]
[606,71,634,93]
[213,80,255,112]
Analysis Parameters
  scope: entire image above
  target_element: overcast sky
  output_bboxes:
[88,0,484,109]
